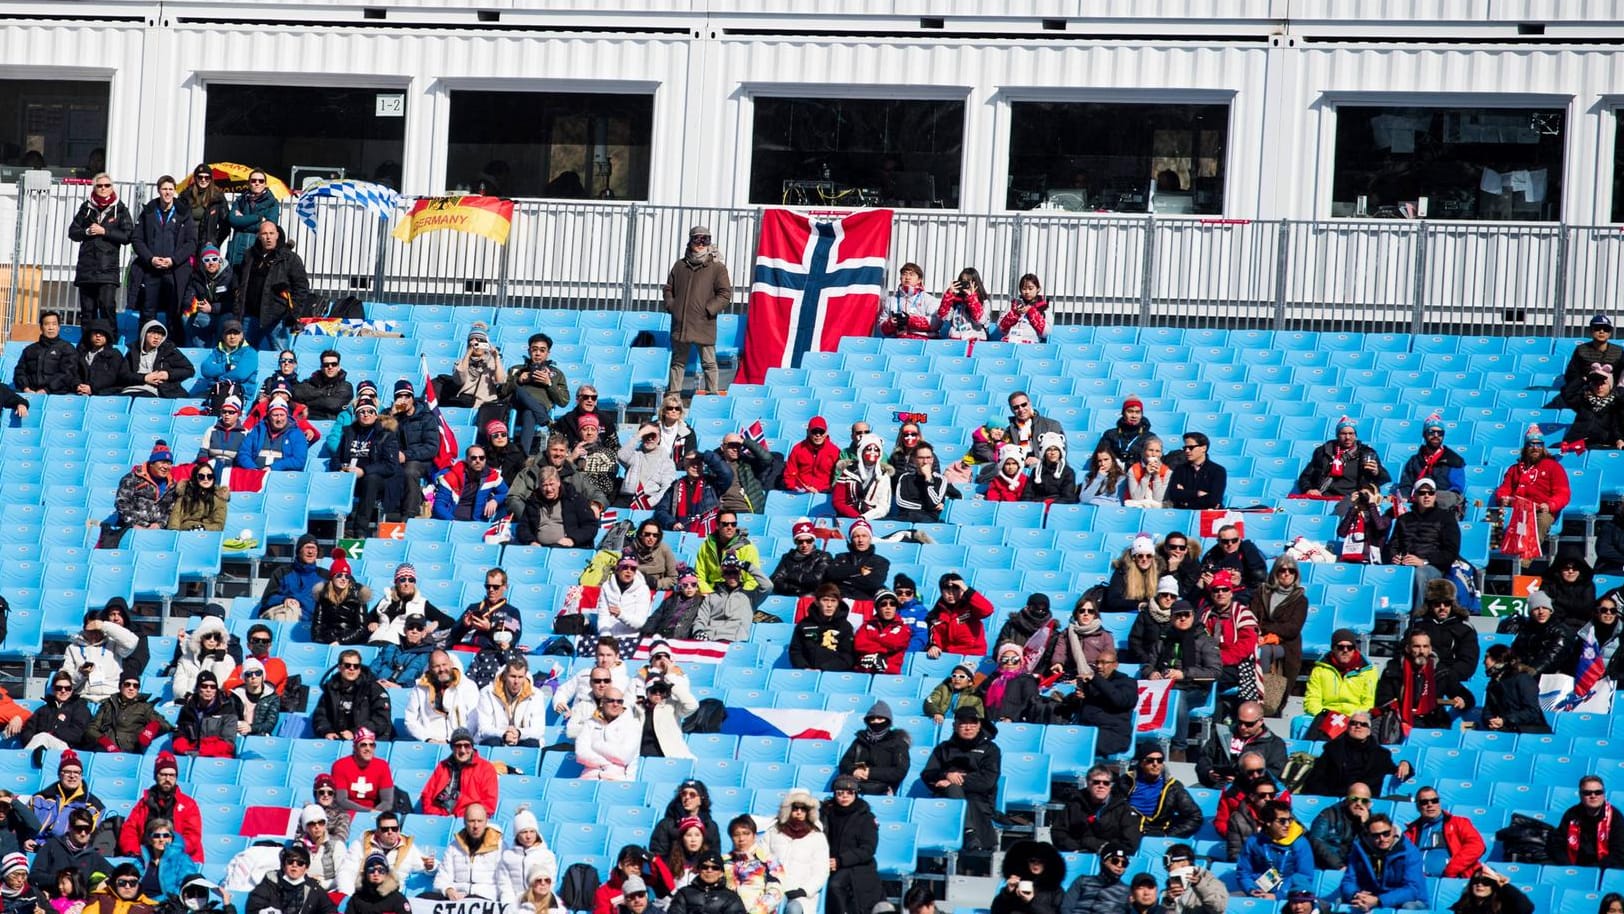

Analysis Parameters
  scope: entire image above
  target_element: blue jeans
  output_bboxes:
[510,386,551,455]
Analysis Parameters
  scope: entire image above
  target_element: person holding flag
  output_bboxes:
[618,423,677,510]
[393,373,452,520]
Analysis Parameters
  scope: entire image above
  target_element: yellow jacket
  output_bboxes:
[1303,658,1378,717]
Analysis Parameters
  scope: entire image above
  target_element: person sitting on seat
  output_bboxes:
[1396,414,1467,516]
[1303,711,1413,798]
[1339,813,1425,912]
[432,802,503,899]
[1304,629,1379,719]
[1548,774,1624,868]
[432,446,507,522]
[1374,628,1472,731]
[405,651,479,744]
[770,519,831,599]
[1402,786,1485,879]
[788,584,855,672]
[782,417,840,494]
[1296,416,1389,500]
[421,731,499,819]
[1052,768,1142,854]
[920,707,1003,853]
[1114,745,1202,839]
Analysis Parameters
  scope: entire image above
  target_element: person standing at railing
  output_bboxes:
[664,225,732,397]
[128,175,196,334]
[67,173,133,342]
[225,168,279,267]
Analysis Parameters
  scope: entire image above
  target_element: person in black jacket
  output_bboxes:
[310,654,394,742]
[13,311,78,395]
[1114,745,1203,839]
[515,466,598,549]
[0,795,42,858]
[1195,524,1268,603]
[1546,776,1624,869]
[345,853,408,914]
[822,520,890,604]
[1412,578,1480,686]
[1541,554,1597,632]
[129,176,197,331]
[1194,700,1287,788]
[1396,415,1468,515]
[389,380,440,520]
[75,320,125,396]
[294,350,354,421]
[821,779,882,914]
[120,320,195,398]
[979,643,1039,723]
[1059,844,1131,914]
[889,444,961,523]
[181,244,239,348]
[329,398,399,538]
[920,707,1003,852]
[990,840,1065,914]
[1295,417,1390,500]
[788,585,856,672]
[237,221,310,352]
[1057,650,1137,758]
[1386,478,1462,609]
[1509,590,1574,675]
[68,175,135,336]
[837,701,910,795]
[1167,432,1226,509]
[650,781,721,858]
[667,852,746,914]
[770,522,830,598]
[246,844,339,914]
[1052,768,1143,853]
[1375,628,1474,730]
[28,807,110,892]
[1481,644,1549,734]
[19,674,92,754]
[1302,711,1413,797]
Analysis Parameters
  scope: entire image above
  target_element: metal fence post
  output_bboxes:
[371,212,389,302]
[1551,224,1571,339]
[1272,220,1291,331]
[1409,223,1429,336]
[621,203,640,311]
[1007,212,1024,299]
[1138,216,1156,326]
[496,233,512,309]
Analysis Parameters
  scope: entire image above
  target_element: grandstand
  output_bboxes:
[0,303,1618,914]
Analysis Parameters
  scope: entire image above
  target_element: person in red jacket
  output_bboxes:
[984,445,1029,502]
[854,591,912,674]
[117,751,202,862]
[419,728,499,818]
[925,573,996,658]
[782,416,841,493]
[1402,785,1486,878]
[1494,424,1572,542]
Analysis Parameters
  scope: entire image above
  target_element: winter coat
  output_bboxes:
[790,609,856,671]
[890,469,960,523]
[27,777,102,840]
[236,420,309,471]
[78,323,125,394]
[69,196,135,285]
[832,454,894,520]
[450,349,504,408]
[1308,803,1364,870]
[1563,385,1624,448]
[1303,735,1400,798]
[695,531,764,595]
[1149,628,1223,690]
[293,369,353,421]
[119,786,204,861]
[236,224,309,329]
[516,485,598,549]
[1510,617,1573,675]
[62,621,139,702]
[495,839,559,905]
[1236,820,1315,895]
[29,835,112,891]
[168,480,229,532]
[405,661,480,743]
[1494,457,1571,515]
[879,287,939,338]
[853,616,911,675]
[668,881,747,914]
[575,710,641,779]
[838,727,911,794]
[181,185,230,251]
[13,335,79,394]
[922,683,984,721]
[1404,811,1486,879]
[771,548,831,597]
[1167,459,1227,509]
[663,254,732,345]
[1548,802,1624,867]
[1386,505,1461,573]
[246,875,338,914]
[693,586,754,644]
[1113,775,1203,838]
[310,668,395,741]
[1195,725,1287,788]
[1095,420,1155,468]
[225,190,279,265]
[188,265,243,331]
[231,683,281,737]
[120,325,195,398]
[1375,656,1475,728]
[87,691,169,753]
[1483,666,1549,733]
[310,582,372,646]
[1296,439,1390,498]
[763,793,830,913]
[1052,791,1143,853]
[394,400,441,463]
[329,419,399,479]
[986,473,1029,502]
[1064,669,1138,758]
[501,358,570,410]
[1254,585,1308,683]
[256,555,327,620]
[1123,462,1169,506]
[978,672,1039,723]
[1060,874,1128,914]
[599,571,655,640]
[1340,835,1426,909]
[473,676,548,745]
[1398,444,1467,494]
[820,797,882,914]
[433,461,509,521]
[782,438,841,493]
[920,731,1003,803]
[346,874,410,914]
[131,198,196,293]
[654,455,734,530]
[619,441,679,509]
[1303,655,1379,717]
[1413,612,1480,685]
[926,591,997,656]
[421,757,501,820]
[174,690,240,747]
[1026,460,1079,504]
[715,438,772,515]
[1128,611,1170,664]
[823,547,890,603]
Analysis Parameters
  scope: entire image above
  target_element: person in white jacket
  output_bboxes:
[474,658,548,748]
[598,555,653,640]
[618,423,678,508]
[552,638,632,721]
[763,788,830,914]
[60,607,139,703]
[406,650,480,743]
[435,803,504,900]
[292,803,355,893]
[575,687,640,781]
[630,676,695,760]
[170,615,237,703]
[494,808,558,906]
[342,809,435,893]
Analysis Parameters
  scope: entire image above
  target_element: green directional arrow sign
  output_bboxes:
[1482,594,1527,618]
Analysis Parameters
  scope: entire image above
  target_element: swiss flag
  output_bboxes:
[1199,510,1247,539]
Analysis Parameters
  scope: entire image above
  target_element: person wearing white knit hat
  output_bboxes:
[495,807,558,905]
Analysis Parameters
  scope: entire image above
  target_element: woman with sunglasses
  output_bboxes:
[181,244,237,349]
[763,791,828,914]
[980,643,1038,723]
[166,460,228,533]
[888,423,928,474]
[68,173,135,335]
[134,815,190,902]
[171,671,239,758]
[224,168,278,266]
[343,852,409,914]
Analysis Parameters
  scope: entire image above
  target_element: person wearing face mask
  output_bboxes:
[663,226,731,397]
[832,434,893,520]
[878,263,938,340]
[837,702,910,795]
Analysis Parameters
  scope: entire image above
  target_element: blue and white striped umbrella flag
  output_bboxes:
[294,179,405,232]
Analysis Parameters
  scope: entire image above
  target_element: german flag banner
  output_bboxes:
[391,194,514,245]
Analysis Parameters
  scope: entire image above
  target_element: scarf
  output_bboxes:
[776,818,811,839]
[676,478,708,521]
[1147,599,1172,625]
[1398,656,1437,724]
[1261,581,1302,621]
[684,248,713,269]
[89,189,118,212]
[1067,618,1103,679]
[1419,445,1446,479]
[985,668,1021,711]
[1569,803,1614,863]
[145,785,177,821]
[1330,648,1367,674]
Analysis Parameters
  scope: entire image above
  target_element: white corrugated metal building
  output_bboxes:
[4,1,1624,221]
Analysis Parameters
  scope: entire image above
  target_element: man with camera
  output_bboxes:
[502,332,571,456]
[1297,416,1390,500]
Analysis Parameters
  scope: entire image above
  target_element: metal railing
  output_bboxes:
[6,182,1619,339]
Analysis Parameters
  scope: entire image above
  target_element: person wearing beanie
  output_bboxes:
[236,390,311,471]
[789,584,856,672]
[890,573,929,652]
[1296,415,1390,500]
[61,605,140,703]
[194,257,252,383]
[822,518,890,605]
[23,745,102,839]
[113,437,179,533]
[1303,628,1379,722]
[1508,589,1574,677]
[1386,476,1463,609]
[196,392,248,472]
[117,752,203,862]
[769,519,831,599]
[1494,426,1571,543]
[923,664,985,725]
[980,642,1039,723]
[420,734,500,819]
[229,653,281,741]
[652,446,733,536]
[1105,534,1163,614]
[389,377,442,521]
[432,443,510,523]
[632,668,697,763]
[329,729,396,816]
[920,707,1003,853]
[821,775,884,914]
[311,774,353,842]
[120,318,196,398]
[0,850,48,914]
[693,554,761,644]
[1560,313,1624,397]
[1145,600,1222,761]
[255,533,330,621]
[854,590,911,676]
[492,808,558,905]
[249,842,339,914]
[309,548,371,646]
[644,563,707,640]
[181,164,229,254]
[328,391,399,538]
[500,332,571,456]
[171,614,234,704]
[1095,397,1155,467]
[1395,414,1467,512]
[172,669,238,758]
[87,673,170,755]
[345,848,411,914]
[838,700,910,795]
[291,348,353,421]
[663,224,730,396]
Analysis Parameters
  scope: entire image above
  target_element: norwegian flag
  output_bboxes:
[599,508,621,530]
[740,419,768,447]
[483,513,513,544]
[628,488,652,510]
[419,355,459,471]
[735,208,893,384]
[689,507,720,537]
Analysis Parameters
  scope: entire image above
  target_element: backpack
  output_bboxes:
[681,698,728,734]
[1496,813,1556,863]
[1280,751,1316,794]
[558,862,601,912]
[89,813,123,857]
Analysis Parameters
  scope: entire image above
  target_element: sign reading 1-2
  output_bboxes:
[375,93,406,117]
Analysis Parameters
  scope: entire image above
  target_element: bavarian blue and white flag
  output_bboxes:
[295,179,405,232]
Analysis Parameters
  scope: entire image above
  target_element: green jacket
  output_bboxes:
[500,361,570,409]
[716,438,772,514]
[86,692,169,753]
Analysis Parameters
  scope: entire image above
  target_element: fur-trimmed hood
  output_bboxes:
[774,789,823,830]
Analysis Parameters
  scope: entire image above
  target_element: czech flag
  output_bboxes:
[721,708,850,741]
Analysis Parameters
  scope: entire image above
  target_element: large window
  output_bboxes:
[446,91,652,200]
[205,84,407,190]
[0,79,109,178]
[1006,101,1228,214]
[1332,105,1565,221]
[750,97,964,208]
[1612,112,1624,223]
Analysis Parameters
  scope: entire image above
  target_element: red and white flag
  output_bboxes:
[419,354,459,471]
[1135,678,1174,733]
[1199,510,1246,539]
[741,419,768,447]
[629,638,730,665]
